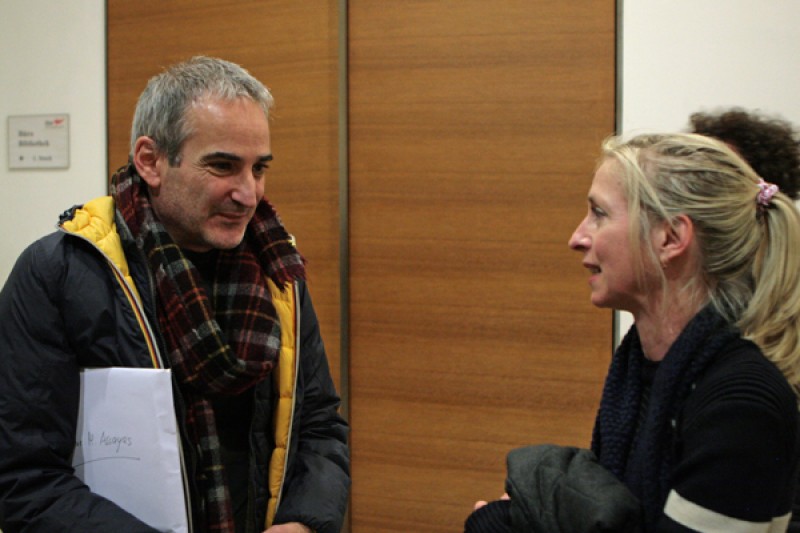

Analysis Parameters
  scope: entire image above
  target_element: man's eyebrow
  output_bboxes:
[199,152,273,163]
[200,152,241,163]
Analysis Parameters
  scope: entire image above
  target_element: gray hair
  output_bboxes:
[130,56,274,165]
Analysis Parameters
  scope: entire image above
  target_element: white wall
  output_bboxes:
[1,6,104,529]
[616,0,800,341]
[0,0,106,286]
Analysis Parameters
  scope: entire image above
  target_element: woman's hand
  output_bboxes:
[474,492,510,510]
[263,522,312,533]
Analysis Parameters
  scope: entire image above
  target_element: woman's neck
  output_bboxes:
[633,294,703,362]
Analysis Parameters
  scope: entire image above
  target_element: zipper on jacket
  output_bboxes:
[60,227,196,532]
[123,238,200,533]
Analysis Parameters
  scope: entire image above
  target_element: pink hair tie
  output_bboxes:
[756,178,779,207]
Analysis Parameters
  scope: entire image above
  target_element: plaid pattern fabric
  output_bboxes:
[111,163,305,532]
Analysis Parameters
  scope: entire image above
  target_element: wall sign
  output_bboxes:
[8,114,70,169]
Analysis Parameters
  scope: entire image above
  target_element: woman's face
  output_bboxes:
[568,159,649,313]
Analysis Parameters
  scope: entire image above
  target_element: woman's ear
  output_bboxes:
[656,214,695,266]
[132,136,164,189]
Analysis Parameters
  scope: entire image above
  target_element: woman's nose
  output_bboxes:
[568,218,589,250]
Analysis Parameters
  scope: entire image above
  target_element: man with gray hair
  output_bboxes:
[0,56,350,533]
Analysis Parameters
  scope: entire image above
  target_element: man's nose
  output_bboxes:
[231,171,260,207]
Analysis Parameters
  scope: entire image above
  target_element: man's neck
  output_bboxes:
[182,248,218,287]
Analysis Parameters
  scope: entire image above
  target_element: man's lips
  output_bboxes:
[215,211,251,223]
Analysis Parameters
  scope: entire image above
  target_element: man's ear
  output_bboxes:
[132,136,164,189]
[656,214,694,266]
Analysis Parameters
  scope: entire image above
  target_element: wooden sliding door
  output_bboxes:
[108,2,616,530]
[347,2,615,530]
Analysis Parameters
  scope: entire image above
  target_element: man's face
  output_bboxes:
[149,97,272,252]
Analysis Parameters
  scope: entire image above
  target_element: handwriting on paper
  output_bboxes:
[74,431,137,467]
[73,368,188,532]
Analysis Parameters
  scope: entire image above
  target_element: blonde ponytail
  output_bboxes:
[739,194,800,397]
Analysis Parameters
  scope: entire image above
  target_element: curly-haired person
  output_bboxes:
[690,108,800,200]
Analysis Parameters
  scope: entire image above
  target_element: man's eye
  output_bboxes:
[208,161,233,173]
[253,164,269,178]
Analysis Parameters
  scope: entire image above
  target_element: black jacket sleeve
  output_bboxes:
[656,353,799,532]
[272,282,350,533]
[0,236,158,532]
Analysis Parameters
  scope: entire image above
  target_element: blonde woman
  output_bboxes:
[467,133,800,533]
[574,133,800,531]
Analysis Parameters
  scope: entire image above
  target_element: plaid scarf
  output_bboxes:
[591,305,738,531]
[110,163,305,533]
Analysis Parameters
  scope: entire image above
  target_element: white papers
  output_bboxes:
[73,368,189,533]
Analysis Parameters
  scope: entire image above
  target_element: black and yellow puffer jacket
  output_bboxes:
[0,197,349,533]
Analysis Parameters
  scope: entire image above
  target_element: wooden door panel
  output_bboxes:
[348,1,615,530]
[109,2,616,530]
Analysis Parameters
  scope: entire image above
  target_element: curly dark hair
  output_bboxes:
[689,108,800,200]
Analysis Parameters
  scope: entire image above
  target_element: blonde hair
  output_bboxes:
[603,132,800,396]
